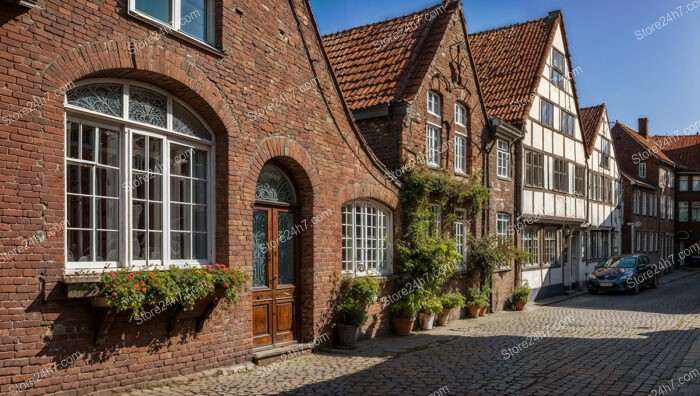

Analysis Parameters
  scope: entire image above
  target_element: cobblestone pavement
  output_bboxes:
[130,269,700,396]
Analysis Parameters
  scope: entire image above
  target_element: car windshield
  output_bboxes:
[601,257,637,269]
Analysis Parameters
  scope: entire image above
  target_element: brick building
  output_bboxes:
[611,120,676,264]
[651,134,700,265]
[0,0,401,393]
[322,1,519,311]
[471,11,589,299]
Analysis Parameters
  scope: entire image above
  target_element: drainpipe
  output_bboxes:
[386,104,399,173]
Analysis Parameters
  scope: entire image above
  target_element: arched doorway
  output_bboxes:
[252,164,299,348]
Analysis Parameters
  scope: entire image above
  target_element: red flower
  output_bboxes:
[223,282,230,289]
[129,273,135,279]
[142,288,146,293]
[149,272,155,279]
[110,273,116,279]
[112,292,117,297]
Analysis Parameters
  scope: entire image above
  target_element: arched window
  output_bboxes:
[64,80,214,272]
[341,200,393,276]
[255,165,297,204]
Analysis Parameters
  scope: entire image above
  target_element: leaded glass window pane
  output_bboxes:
[253,210,268,287]
[255,165,296,204]
[173,102,210,140]
[278,212,294,285]
[66,84,123,117]
[129,87,167,128]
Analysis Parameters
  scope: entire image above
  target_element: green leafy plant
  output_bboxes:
[418,296,443,315]
[332,276,381,326]
[99,264,247,321]
[439,293,466,309]
[468,235,531,286]
[390,299,418,320]
[512,284,532,303]
[480,286,491,308]
[466,286,484,306]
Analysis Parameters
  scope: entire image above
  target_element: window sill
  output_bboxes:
[454,170,468,177]
[497,175,512,182]
[62,275,101,299]
[127,10,226,58]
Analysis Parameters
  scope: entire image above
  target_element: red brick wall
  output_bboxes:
[613,125,675,262]
[0,0,399,393]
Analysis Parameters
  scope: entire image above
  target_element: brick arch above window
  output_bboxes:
[41,40,240,139]
[337,183,399,210]
[244,136,322,204]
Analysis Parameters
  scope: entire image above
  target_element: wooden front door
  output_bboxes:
[252,206,298,348]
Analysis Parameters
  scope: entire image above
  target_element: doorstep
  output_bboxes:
[252,342,313,365]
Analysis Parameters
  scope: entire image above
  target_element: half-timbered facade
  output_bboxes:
[580,104,622,285]
[472,11,588,299]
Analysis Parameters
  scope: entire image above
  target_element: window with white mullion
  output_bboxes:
[341,200,393,276]
[66,122,122,268]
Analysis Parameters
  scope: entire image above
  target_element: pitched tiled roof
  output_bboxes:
[580,104,606,156]
[612,122,676,166]
[470,14,559,123]
[322,1,458,111]
[650,134,700,171]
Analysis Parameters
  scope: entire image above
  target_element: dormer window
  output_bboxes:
[427,92,441,116]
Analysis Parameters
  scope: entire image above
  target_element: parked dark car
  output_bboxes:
[587,254,659,295]
[687,252,700,267]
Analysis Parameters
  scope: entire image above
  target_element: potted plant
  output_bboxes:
[332,276,380,348]
[479,286,491,317]
[390,300,417,336]
[512,283,532,311]
[437,293,466,325]
[466,286,483,318]
[417,296,443,330]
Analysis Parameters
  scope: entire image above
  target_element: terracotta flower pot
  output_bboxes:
[468,304,481,318]
[479,306,488,317]
[515,301,527,311]
[449,307,461,321]
[392,318,415,336]
[436,308,450,326]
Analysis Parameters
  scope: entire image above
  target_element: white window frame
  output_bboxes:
[128,0,216,46]
[426,124,441,167]
[341,199,393,276]
[523,227,540,266]
[454,103,467,127]
[680,176,689,191]
[454,133,467,174]
[454,209,467,272]
[497,213,510,239]
[638,163,647,179]
[427,91,441,116]
[64,80,215,273]
[496,140,510,179]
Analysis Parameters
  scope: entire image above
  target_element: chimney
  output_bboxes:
[638,117,649,139]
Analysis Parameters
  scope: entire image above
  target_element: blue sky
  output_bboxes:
[309,0,700,137]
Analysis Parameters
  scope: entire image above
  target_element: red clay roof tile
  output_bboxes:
[650,134,700,171]
[470,15,558,123]
[322,2,457,111]
[580,104,606,156]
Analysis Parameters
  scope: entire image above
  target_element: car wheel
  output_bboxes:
[651,275,659,289]
[633,282,640,295]
[588,289,598,295]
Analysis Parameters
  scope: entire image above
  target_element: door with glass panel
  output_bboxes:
[252,165,298,348]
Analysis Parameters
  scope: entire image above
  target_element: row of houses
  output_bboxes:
[0,0,697,393]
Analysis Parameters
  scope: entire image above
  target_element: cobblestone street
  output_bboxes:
[130,269,700,396]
